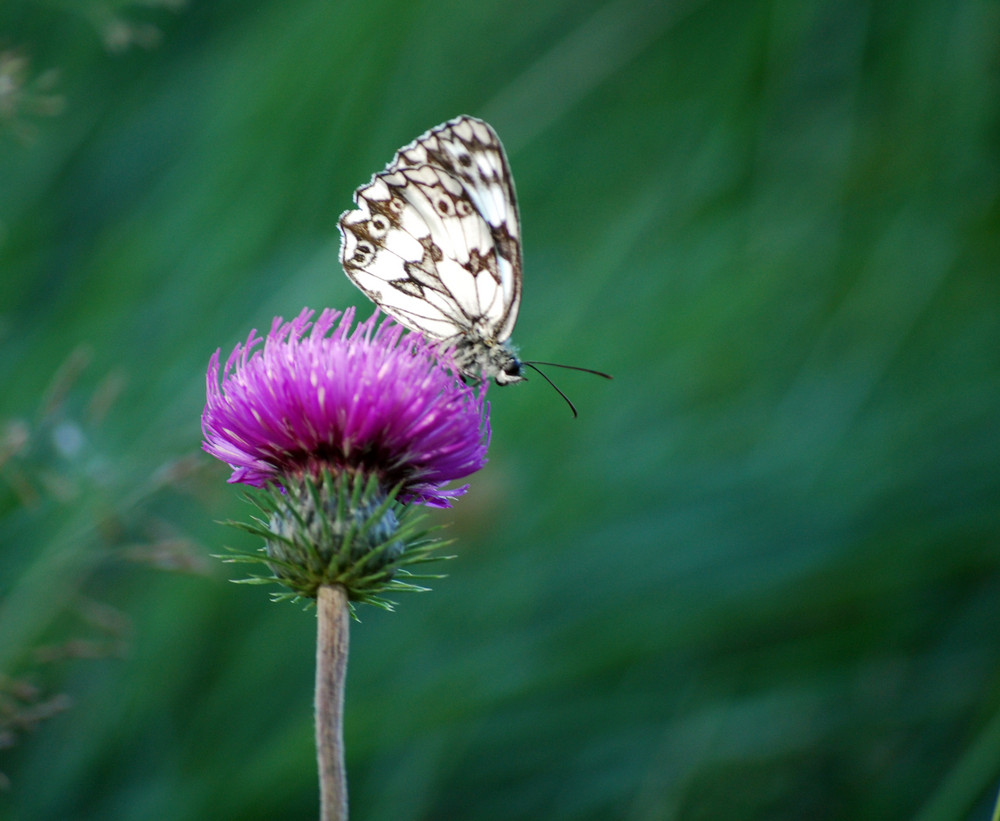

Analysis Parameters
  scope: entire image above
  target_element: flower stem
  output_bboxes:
[316,584,350,820]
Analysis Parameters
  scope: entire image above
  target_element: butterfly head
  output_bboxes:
[495,354,525,386]
[450,336,524,385]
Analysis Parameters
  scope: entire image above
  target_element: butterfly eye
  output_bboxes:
[458,153,473,168]
[369,215,389,237]
[455,200,473,217]
[436,198,452,215]
[495,359,525,386]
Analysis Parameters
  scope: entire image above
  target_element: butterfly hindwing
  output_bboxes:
[338,116,523,349]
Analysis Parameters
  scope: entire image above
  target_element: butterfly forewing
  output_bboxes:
[338,116,523,358]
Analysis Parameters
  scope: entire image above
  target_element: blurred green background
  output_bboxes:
[2,0,999,819]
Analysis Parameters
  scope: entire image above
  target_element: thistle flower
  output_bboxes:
[202,306,489,508]
[201,306,490,603]
[203,305,491,820]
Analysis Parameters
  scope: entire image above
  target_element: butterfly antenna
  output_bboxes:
[525,361,613,380]
[523,362,579,418]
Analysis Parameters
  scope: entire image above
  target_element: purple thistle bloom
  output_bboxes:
[202,307,490,508]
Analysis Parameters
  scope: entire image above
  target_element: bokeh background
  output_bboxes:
[2,0,999,819]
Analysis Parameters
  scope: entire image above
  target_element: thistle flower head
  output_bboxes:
[202,307,489,507]
[201,307,491,603]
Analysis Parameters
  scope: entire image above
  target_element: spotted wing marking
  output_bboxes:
[338,116,522,344]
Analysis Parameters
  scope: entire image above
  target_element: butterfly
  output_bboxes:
[338,115,609,411]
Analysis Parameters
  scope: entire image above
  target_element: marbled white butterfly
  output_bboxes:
[338,115,609,412]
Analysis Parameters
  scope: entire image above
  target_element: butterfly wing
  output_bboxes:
[338,116,522,345]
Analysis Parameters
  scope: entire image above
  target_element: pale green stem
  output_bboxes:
[316,584,350,821]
